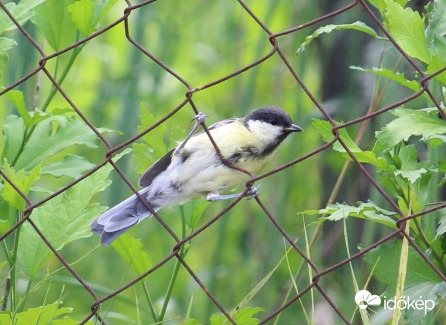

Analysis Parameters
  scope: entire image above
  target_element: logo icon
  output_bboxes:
[355,290,381,310]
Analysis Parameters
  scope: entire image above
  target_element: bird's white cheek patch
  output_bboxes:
[247,120,282,144]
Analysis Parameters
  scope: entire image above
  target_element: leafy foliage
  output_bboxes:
[0,302,93,324]
[16,149,128,277]
[297,21,386,55]
[306,201,397,228]
[112,233,152,276]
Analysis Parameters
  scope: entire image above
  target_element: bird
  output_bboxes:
[91,106,302,245]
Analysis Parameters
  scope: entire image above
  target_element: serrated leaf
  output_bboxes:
[427,55,446,86]
[14,302,92,324]
[112,233,152,275]
[364,240,443,296]
[0,0,47,33]
[374,108,446,152]
[312,119,389,170]
[297,21,386,55]
[210,307,264,325]
[313,200,397,228]
[14,115,99,171]
[68,0,95,35]
[16,150,129,276]
[32,0,77,51]
[132,105,184,175]
[350,65,422,92]
[403,282,446,324]
[367,0,409,12]
[42,154,95,178]
[426,0,446,44]
[2,162,41,211]
[384,1,431,63]
[4,90,33,127]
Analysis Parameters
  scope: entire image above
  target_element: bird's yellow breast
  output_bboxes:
[168,121,276,196]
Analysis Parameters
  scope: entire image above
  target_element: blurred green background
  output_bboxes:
[1,0,442,324]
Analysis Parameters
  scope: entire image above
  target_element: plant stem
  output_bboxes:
[10,44,83,168]
[10,211,22,314]
[1,240,11,266]
[392,220,411,325]
[142,281,158,323]
[41,45,83,112]
[343,219,370,325]
[392,184,412,325]
[158,206,189,321]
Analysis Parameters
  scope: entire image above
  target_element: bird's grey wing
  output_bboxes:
[138,148,175,187]
[206,118,239,131]
[138,118,238,188]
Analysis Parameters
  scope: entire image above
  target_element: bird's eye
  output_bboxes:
[270,118,278,125]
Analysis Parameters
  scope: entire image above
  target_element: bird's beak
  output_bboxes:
[284,124,303,132]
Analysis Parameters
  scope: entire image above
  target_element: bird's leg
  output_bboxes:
[206,185,261,202]
[174,112,207,156]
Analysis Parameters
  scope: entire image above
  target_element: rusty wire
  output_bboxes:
[1,0,446,324]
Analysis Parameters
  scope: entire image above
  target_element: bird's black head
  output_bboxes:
[244,106,302,133]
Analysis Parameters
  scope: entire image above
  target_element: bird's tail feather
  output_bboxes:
[91,191,159,245]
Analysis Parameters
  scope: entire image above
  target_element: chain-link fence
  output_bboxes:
[1,0,446,324]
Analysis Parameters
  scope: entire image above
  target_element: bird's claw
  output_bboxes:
[192,112,207,124]
[245,185,261,200]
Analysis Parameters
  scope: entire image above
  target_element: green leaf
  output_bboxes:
[0,0,47,33]
[404,282,446,324]
[1,162,42,211]
[210,307,264,325]
[364,240,443,295]
[384,1,431,63]
[132,105,185,174]
[367,0,409,12]
[2,115,25,164]
[427,55,446,86]
[374,108,446,152]
[32,0,77,51]
[92,0,119,26]
[393,144,429,184]
[312,119,389,170]
[112,233,152,276]
[14,302,92,324]
[311,200,397,228]
[68,0,95,35]
[297,21,386,55]
[183,199,208,229]
[0,37,17,72]
[349,66,422,92]
[436,215,446,238]
[426,0,446,44]
[42,154,95,178]
[14,115,99,171]
[4,90,33,127]
[17,149,129,276]
[0,313,10,323]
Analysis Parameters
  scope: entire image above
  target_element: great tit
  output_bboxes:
[92,106,302,245]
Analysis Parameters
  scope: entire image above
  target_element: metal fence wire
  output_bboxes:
[1,0,446,324]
